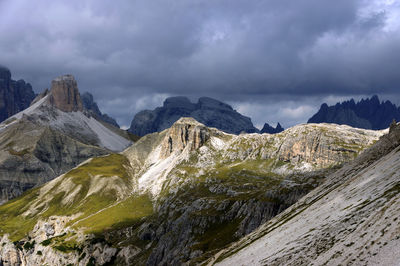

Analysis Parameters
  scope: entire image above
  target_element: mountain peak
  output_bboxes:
[0,65,11,77]
[130,96,258,136]
[173,117,205,127]
[49,74,83,112]
[163,96,194,109]
[197,97,233,111]
[161,117,210,157]
[260,122,284,134]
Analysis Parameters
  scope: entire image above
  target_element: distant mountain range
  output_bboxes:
[129,96,284,136]
[2,66,286,136]
[308,95,400,130]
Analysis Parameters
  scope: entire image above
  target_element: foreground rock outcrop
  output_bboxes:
[129,96,259,136]
[0,118,384,265]
[0,66,36,122]
[210,123,400,266]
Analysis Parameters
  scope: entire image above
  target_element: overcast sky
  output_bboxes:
[1,0,400,129]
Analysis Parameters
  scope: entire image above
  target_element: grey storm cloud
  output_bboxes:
[0,0,399,128]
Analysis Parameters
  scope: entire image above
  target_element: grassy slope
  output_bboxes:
[75,194,153,234]
[0,153,141,241]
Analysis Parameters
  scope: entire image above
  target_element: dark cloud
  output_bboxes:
[0,0,399,128]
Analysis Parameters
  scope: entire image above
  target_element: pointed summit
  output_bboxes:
[48,74,83,112]
[260,122,284,134]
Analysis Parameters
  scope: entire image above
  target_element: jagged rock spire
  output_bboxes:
[48,75,83,112]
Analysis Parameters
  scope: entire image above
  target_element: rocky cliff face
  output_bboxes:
[129,96,259,136]
[160,117,210,158]
[48,75,83,112]
[0,66,36,122]
[0,75,132,204]
[81,92,120,128]
[0,118,384,265]
[308,95,400,130]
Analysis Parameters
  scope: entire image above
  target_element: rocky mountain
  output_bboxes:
[0,75,132,204]
[260,122,284,134]
[208,122,400,266]
[308,95,400,130]
[129,96,259,136]
[0,118,384,265]
[0,66,36,122]
[81,92,120,128]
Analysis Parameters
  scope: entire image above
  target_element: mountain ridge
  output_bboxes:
[0,74,132,204]
[0,117,385,265]
[308,95,400,130]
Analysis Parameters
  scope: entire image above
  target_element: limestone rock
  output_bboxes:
[0,121,108,204]
[0,118,387,266]
[48,75,83,112]
[160,117,210,157]
[213,123,400,266]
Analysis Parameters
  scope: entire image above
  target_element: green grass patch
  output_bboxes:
[0,187,41,241]
[192,218,242,252]
[65,153,131,183]
[0,153,134,241]
[74,194,153,234]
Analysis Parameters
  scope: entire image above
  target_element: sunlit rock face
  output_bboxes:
[160,117,210,158]
[48,74,83,112]
[0,117,387,265]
